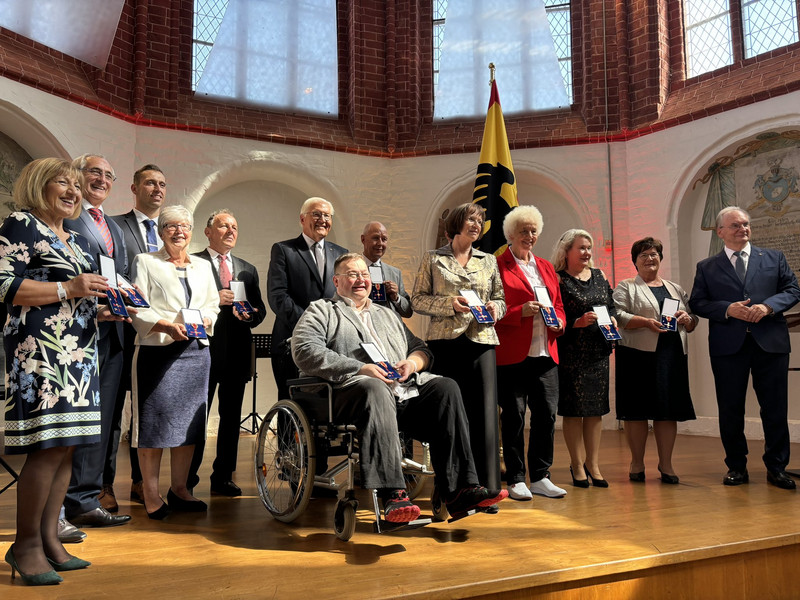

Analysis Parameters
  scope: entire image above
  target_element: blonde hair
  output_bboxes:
[551,228,594,272]
[13,158,83,220]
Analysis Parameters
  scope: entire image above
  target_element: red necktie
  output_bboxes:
[87,208,114,256]
[218,254,232,289]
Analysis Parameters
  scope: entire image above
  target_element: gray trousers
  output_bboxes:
[333,376,479,495]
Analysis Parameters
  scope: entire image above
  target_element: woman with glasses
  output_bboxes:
[129,205,219,519]
[412,203,506,496]
[613,237,697,484]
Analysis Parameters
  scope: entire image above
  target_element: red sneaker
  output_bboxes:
[382,489,421,523]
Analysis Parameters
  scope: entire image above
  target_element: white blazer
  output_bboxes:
[613,275,696,354]
[130,250,220,346]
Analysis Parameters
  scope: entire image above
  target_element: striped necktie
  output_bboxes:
[88,207,114,256]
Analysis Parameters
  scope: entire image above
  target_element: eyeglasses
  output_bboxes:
[467,216,484,226]
[307,211,332,222]
[724,222,750,230]
[336,270,371,281]
[637,252,660,260]
[82,167,117,182]
[164,223,192,232]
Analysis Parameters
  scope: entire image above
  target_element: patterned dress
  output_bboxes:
[556,268,616,417]
[0,211,101,454]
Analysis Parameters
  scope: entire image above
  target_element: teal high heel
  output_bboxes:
[5,545,63,585]
[47,556,91,571]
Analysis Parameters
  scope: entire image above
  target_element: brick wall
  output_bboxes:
[1,0,800,156]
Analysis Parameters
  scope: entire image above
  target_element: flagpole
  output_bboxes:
[488,62,495,85]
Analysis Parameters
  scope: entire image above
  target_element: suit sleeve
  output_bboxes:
[612,280,635,328]
[245,266,268,328]
[411,252,458,317]
[391,271,413,318]
[764,251,800,314]
[267,242,305,329]
[689,261,732,322]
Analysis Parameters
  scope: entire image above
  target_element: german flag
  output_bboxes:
[472,79,519,255]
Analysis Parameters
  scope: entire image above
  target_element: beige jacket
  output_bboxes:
[613,275,696,354]
[412,244,506,344]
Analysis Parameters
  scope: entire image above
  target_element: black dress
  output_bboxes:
[615,285,695,421]
[556,268,615,417]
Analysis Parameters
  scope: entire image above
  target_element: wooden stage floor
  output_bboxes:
[2,430,800,599]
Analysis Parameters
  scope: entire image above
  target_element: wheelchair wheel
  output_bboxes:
[334,499,357,541]
[255,400,316,523]
[431,485,449,522]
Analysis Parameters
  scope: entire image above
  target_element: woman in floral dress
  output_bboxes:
[1,158,114,585]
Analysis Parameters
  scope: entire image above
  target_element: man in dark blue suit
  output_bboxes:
[188,210,267,496]
[63,154,132,526]
[267,197,348,399]
[690,206,800,489]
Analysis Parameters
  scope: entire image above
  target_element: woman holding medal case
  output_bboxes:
[129,205,219,519]
[412,202,506,496]
[612,237,697,484]
[495,206,568,500]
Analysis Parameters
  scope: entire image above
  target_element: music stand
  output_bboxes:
[0,455,19,496]
[240,333,272,434]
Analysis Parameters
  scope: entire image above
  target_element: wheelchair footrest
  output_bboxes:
[374,517,432,534]
[447,507,489,523]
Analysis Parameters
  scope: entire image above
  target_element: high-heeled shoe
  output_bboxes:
[5,545,62,585]
[584,464,609,488]
[167,488,207,512]
[629,470,646,482]
[147,502,171,520]
[658,467,679,485]
[570,466,590,488]
[47,556,91,571]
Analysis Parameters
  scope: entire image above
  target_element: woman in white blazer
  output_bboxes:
[613,237,697,485]
[130,206,219,519]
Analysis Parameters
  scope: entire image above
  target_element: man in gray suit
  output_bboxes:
[361,221,412,319]
[291,253,507,523]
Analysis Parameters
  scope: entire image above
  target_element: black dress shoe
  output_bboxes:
[723,469,749,486]
[69,507,132,528]
[767,470,796,490]
[210,480,243,497]
[167,488,208,512]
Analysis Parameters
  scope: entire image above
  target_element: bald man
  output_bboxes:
[360,221,412,319]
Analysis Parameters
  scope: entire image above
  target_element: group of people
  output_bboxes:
[1,157,264,585]
[3,156,799,584]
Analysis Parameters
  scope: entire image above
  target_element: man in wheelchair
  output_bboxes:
[291,253,508,523]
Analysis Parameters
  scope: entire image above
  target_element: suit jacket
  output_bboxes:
[689,246,800,356]
[267,234,348,354]
[291,294,436,388]
[130,250,220,347]
[494,247,565,366]
[194,249,267,381]
[412,244,506,344]
[613,275,696,354]
[369,260,413,318]
[65,209,127,344]
[109,210,149,271]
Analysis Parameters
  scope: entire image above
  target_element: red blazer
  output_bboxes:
[495,247,565,366]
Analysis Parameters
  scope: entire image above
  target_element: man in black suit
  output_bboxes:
[690,206,800,489]
[267,197,348,398]
[109,164,166,504]
[188,210,267,496]
[63,154,132,527]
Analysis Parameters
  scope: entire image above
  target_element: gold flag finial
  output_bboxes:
[488,63,495,85]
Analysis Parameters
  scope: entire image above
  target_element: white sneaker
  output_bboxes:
[507,481,533,501]
[530,478,567,498]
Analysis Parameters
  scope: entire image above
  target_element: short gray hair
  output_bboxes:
[71,153,115,178]
[205,208,235,228]
[503,205,544,243]
[158,205,193,233]
[716,206,749,229]
[300,197,334,216]
[551,228,594,272]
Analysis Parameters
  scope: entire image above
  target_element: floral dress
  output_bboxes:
[0,211,101,454]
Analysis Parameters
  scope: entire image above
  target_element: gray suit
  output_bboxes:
[363,258,412,319]
[291,295,478,494]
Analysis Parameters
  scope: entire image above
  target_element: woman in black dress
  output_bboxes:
[613,237,697,484]
[552,229,616,488]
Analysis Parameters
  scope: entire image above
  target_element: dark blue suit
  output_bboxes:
[690,246,800,473]
[63,209,128,516]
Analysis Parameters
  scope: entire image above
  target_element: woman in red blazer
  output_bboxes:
[495,206,567,500]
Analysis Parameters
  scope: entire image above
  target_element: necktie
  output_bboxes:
[144,219,158,252]
[88,207,114,256]
[314,243,325,279]
[218,254,232,289]
[733,251,746,283]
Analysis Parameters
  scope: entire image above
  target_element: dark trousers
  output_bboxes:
[710,334,790,473]
[497,356,559,485]
[333,377,478,495]
[189,374,248,486]
[64,332,124,517]
[272,350,299,400]
[427,336,501,489]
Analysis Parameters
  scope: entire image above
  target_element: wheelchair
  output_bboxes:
[254,377,443,541]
